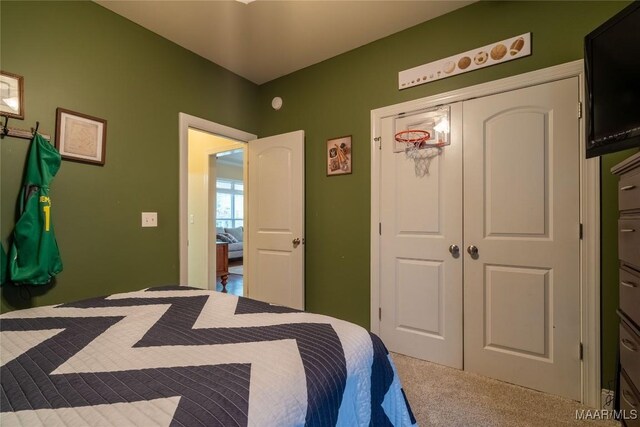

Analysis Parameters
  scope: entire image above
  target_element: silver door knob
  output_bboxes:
[467,245,479,256]
[449,244,460,257]
[292,238,301,247]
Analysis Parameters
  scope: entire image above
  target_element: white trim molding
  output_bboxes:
[370,60,600,407]
[178,113,256,286]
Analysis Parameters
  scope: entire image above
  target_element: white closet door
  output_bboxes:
[379,103,463,368]
[463,78,581,399]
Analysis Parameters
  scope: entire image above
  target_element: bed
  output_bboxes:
[0,286,416,426]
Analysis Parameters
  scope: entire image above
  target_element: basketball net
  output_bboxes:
[395,130,444,177]
[405,144,442,177]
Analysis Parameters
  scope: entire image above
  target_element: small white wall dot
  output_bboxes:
[271,97,283,111]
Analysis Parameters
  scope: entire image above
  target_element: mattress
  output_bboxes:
[0,286,416,426]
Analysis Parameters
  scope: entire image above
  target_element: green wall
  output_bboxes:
[0,1,258,311]
[257,0,630,387]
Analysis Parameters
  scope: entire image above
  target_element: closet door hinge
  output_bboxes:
[580,342,584,360]
[379,307,382,321]
[578,102,583,119]
[579,223,583,240]
[379,222,382,235]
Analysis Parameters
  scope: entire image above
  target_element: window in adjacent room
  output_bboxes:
[216,179,243,228]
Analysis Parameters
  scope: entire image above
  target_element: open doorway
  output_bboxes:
[179,113,256,294]
[187,128,245,295]
[180,114,305,309]
[213,149,244,295]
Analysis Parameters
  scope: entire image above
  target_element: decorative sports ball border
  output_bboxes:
[398,33,532,90]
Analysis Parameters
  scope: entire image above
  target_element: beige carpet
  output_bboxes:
[391,353,619,427]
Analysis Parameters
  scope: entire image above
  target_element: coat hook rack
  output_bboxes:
[0,116,51,141]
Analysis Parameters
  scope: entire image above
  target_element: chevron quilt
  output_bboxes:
[0,286,416,426]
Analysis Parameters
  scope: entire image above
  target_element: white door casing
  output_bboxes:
[371,63,597,404]
[379,103,463,368]
[463,78,581,400]
[179,113,256,287]
[247,130,305,310]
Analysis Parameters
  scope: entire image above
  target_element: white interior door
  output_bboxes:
[247,130,305,310]
[379,103,463,368]
[463,78,581,399]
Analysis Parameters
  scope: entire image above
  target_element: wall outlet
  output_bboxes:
[601,389,614,410]
[141,212,158,227]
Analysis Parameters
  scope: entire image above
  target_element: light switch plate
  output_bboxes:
[141,212,158,227]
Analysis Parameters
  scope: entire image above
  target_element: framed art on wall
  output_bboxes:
[55,108,107,166]
[0,71,24,119]
[327,135,352,176]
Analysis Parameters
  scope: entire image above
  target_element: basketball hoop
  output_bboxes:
[395,129,444,177]
[394,130,431,147]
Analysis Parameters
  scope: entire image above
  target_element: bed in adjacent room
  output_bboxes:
[0,286,416,426]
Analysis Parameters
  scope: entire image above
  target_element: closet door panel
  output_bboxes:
[379,103,464,368]
[485,110,548,237]
[463,78,581,401]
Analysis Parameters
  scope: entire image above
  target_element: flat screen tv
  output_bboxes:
[585,2,640,158]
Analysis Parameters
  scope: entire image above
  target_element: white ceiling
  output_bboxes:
[95,0,474,85]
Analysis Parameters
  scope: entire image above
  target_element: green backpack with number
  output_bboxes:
[8,133,63,285]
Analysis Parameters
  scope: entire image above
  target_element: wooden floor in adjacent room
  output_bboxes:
[216,260,243,296]
[392,353,620,427]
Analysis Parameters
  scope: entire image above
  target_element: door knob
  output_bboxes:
[292,238,301,247]
[467,245,479,256]
[449,244,460,257]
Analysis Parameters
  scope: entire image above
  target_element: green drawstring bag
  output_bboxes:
[8,133,63,285]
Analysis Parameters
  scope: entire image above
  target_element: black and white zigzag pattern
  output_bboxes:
[1,286,416,426]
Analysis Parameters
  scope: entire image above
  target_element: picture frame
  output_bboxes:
[0,71,25,119]
[326,135,352,176]
[55,108,107,166]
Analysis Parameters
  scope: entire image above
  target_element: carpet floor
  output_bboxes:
[391,353,619,426]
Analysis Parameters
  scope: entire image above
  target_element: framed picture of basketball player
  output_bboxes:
[55,108,107,166]
[326,135,352,176]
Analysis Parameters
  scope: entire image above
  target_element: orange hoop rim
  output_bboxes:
[395,129,431,144]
